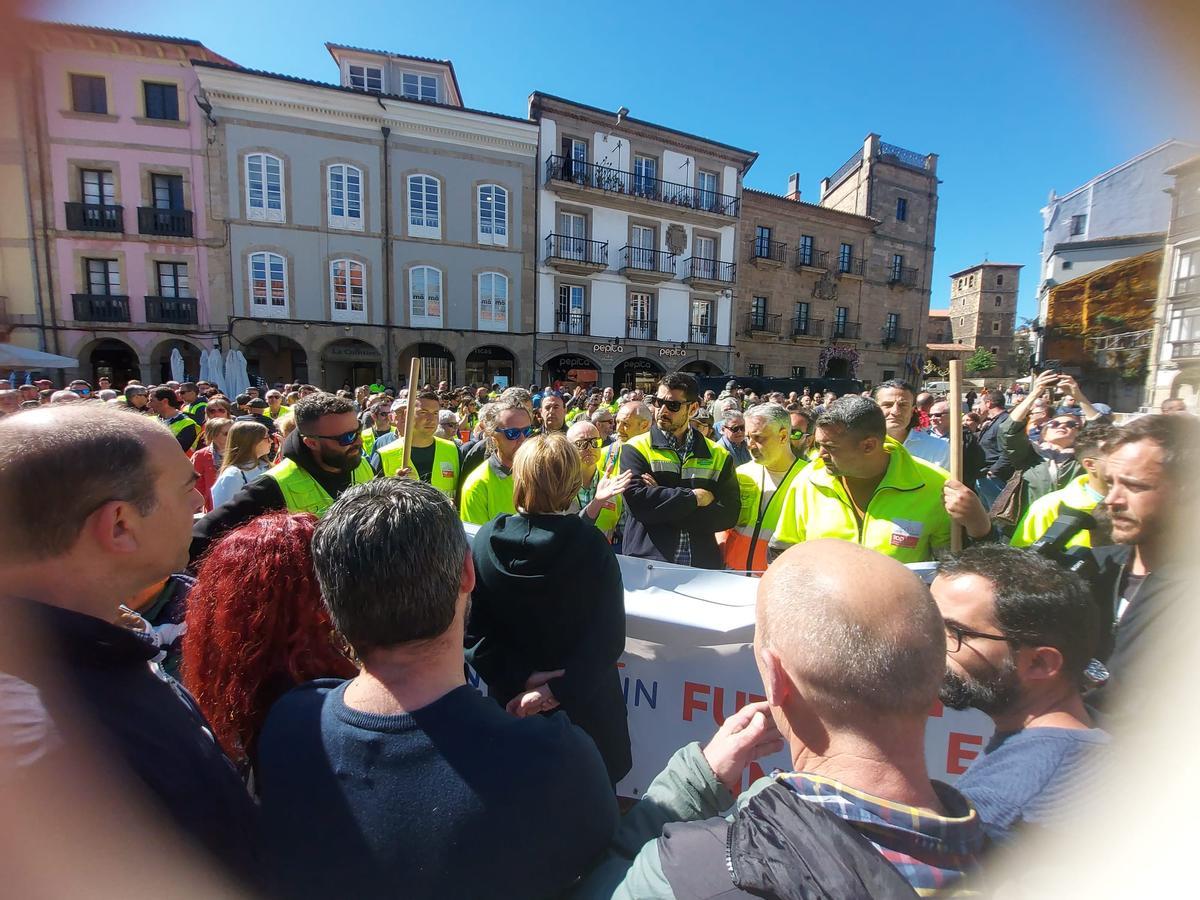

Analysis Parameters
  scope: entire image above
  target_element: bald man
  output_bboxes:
[575,541,984,898]
[600,400,652,477]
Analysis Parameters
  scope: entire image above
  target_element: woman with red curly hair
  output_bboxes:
[183,512,356,769]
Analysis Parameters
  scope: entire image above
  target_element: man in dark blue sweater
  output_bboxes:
[933,544,1110,844]
[256,478,618,900]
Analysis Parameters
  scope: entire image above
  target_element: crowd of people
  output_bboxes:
[0,366,1196,898]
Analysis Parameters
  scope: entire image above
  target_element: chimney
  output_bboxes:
[786,172,801,201]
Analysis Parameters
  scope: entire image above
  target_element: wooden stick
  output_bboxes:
[948,359,964,553]
[401,357,421,473]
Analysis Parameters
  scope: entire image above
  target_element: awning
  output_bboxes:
[0,343,79,369]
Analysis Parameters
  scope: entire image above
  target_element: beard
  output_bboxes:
[318,443,361,473]
[939,658,1020,715]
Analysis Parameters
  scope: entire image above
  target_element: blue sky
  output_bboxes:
[47,0,1197,320]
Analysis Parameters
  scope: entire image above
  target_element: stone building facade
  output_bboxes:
[945,262,1022,377]
[733,134,937,385]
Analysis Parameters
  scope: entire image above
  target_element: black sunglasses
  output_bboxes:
[302,429,361,447]
[650,397,688,413]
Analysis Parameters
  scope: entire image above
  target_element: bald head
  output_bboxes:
[567,420,599,441]
[616,401,652,443]
[757,541,944,725]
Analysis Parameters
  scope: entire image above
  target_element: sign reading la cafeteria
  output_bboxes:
[593,343,625,354]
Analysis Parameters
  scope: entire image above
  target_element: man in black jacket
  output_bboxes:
[1086,414,1199,725]
[975,389,1013,508]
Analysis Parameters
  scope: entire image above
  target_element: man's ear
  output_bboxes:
[1019,644,1066,683]
[87,500,143,556]
[757,644,792,708]
[459,549,476,596]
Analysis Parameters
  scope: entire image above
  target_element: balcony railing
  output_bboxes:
[836,256,865,276]
[1172,275,1200,297]
[796,247,828,269]
[65,202,122,233]
[145,295,198,325]
[831,320,861,340]
[878,141,927,172]
[546,233,608,267]
[138,207,194,237]
[745,312,781,334]
[685,256,735,284]
[689,323,715,345]
[627,317,656,340]
[881,326,913,346]
[72,293,130,323]
[888,266,919,287]
[545,154,740,217]
[750,239,787,263]
[792,317,824,338]
[619,245,676,277]
[827,148,864,192]
[1172,338,1200,360]
[555,312,589,335]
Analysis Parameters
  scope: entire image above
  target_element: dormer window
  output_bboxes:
[401,73,438,102]
[348,64,384,94]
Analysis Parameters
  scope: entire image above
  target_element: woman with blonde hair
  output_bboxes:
[192,417,233,511]
[209,420,272,509]
[466,432,631,785]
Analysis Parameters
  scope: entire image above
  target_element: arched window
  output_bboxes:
[330,259,366,322]
[408,175,441,238]
[245,153,285,222]
[410,265,442,327]
[478,184,508,246]
[248,252,287,317]
[478,272,509,331]
[328,164,363,230]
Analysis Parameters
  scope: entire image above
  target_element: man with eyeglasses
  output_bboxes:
[567,420,632,542]
[619,372,740,570]
[377,391,460,500]
[716,411,752,466]
[460,398,533,525]
[189,393,375,563]
[933,544,1109,845]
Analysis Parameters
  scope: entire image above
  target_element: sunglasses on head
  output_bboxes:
[497,426,534,440]
[302,429,361,446]
[650,396,688,412]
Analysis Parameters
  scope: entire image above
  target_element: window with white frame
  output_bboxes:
[408,175,441,238]
[401,73,439,102]
[348,64,383,93]
[248,252,288,317]
[478,272,508,331]
[1173,244,1200,296]
[410,265,443,327]
[328,164,363,231]
[330,259,366,322]
[246,154,284,223]
[478,184,508,246]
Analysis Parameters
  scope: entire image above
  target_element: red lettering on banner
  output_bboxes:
[682,682,709,722]
[711,686,727,725]
[946,732,983,775]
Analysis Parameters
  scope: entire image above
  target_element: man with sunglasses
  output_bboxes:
[1011,424,1114,549]
[189,393,375,564]
[934,545,1109,845]
[619,373,740,569]
[716,411,752,466]
[377,392,460,500]
[460,398,533,525]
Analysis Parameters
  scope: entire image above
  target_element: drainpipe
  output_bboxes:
[381,126,392,384]
[30,53,61,356]
[17,63,46,351]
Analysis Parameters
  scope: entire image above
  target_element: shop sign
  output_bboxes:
[593,343,625,355]
[659,347,689,358]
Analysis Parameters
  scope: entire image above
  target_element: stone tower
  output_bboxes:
[947,263,1022,377]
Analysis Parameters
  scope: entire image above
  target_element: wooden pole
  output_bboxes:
[400,357,421,473]
[948,359,964,552]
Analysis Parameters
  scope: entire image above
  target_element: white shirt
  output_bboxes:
[904,429,951,471]
[210,461,271,509]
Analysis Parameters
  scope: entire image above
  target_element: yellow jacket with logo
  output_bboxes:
[722,457,807,574]
[1010,473,1101,549]
[266,456,375,517]
[377,436,460,500]
[769,438,951,564]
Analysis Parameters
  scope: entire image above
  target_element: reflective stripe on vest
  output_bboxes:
[377,436,460,499]
[266,456,374,517]
[625,430,728,490]
[166,413,199,451]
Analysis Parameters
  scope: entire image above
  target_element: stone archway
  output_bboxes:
[80,337,140,388]
[399,342,455,389]
[320,338,382,391]
[242,335,309,387]
[150,338,204,384]
[542,353,600,391]
[614,356,665,393]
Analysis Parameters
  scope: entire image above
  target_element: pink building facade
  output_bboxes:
[29,23,231,386]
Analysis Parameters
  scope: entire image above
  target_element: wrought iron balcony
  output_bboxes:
[138,207,193,237]
[689,323,715,345]
[627,317,656,340]
[545,154,740,217]
[745,312,781,335]
[619,245,676,282]
[555,312,589,335]
[836,256,865,276]
[145,295,198,325]
[888,266,919,287]
[546,233,608,272]
[881,326,913,346]
[72,293,130,323]
[796,247,828,269]
[684,256,735,285]
[792,317,824,338]
[750,238,787,264]
[1172,338,1200,360]
[65,202,122,233]
[831,320,861,340]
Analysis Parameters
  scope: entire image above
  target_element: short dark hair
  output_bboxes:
[1073,422,1116,462]
[983,390,1006,410]
[293,393,356,428]
[179,382,198,393]
[939,544,1098,685]
[1104,413,1200,486]
[151,387,181,409]
[311,479,468,653]
[874,379,915,398]
[815,396,886,442]
[124,385,147,400]
[235,393,251,405]
[657,372,699,403]
[0,406,162,560]
[415,390,441,403]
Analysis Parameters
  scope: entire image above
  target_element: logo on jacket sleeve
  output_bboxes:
[890,518,924,549]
